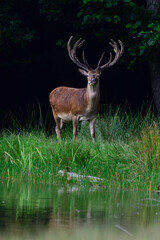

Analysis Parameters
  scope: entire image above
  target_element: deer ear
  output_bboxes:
[78,69,88,76]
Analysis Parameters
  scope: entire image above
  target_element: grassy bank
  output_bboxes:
[0,107,160,189]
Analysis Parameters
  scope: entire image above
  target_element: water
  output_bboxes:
[0,181,160,239]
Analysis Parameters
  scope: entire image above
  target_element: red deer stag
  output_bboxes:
[49,36,124,141]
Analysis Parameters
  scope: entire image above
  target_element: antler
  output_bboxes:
[67,36,91,71]
[97,39,124,71]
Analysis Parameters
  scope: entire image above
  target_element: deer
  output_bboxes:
[49,36,124,141]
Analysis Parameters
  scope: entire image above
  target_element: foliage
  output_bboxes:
[1,0,160,69]
[0,0,34,55]
[39,0,160,69]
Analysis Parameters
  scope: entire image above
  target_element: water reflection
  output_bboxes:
[0,181,159,235]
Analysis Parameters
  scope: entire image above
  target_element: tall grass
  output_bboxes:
[0,106,160,189]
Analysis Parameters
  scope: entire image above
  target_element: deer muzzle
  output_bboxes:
[89,79,96,86]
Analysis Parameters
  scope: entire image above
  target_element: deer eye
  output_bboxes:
[94,75,99,78]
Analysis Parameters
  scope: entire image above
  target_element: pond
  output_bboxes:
[0,181,160,239]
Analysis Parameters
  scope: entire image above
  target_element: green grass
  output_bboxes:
[0,106,160,189]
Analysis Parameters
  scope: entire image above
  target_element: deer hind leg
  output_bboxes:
[72,116,78,140]
[89,118,95,142]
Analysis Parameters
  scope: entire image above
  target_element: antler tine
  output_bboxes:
[96,52,105,69]
[67,36,73,59]
[118,40,124,56]
[72,39,89,70]
[67,36,90,71]
[109,39,119,53]
[99,52,113,70]
[73,38,84,50]
[76,39,85,49]
[72,38,85,63]
[99,39,123,70]
[82,51,91,69]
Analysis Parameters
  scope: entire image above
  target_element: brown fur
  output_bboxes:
[49,87,88,115]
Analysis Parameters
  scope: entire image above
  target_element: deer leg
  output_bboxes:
[51,107,61,140]
[53,114,61,140]
[60,119,64,129]
[55,117,61,140]
[72,116,78,140]
[89,119,95,142]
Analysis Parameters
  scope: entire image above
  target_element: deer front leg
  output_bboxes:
[89,118,95,142]
[72,116,78,140]
[51,107,61,141]
[60,119,64,129]
[54,116,61,141]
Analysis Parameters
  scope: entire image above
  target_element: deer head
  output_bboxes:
[67,36,124,86]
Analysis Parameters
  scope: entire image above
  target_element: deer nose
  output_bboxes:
[89,79,95,85]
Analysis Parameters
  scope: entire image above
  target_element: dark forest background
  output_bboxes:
[1,0,160,128]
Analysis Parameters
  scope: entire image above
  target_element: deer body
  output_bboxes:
[49,71,100,141]
[49,37,123,141]
[50,85,100,121]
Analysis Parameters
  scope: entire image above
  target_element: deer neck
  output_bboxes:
[86,81,100,111]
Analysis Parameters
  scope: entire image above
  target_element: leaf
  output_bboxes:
[113,15,120,23]
[106,2,113,8]
[82,0,91,3]
[138,31,145,37]
[148,23,154,28]
[139,48,145,55]
[56,40,63,46]
[83,15,89,24]
[105,16,112,22]
[96,14,101,19]
[123,0,132,2]
[136,21,141,26]
[126,23,132,29]
[147,39,155,46]
[139,45,146,49]
[139,45,146,55]
[77,11,83,18]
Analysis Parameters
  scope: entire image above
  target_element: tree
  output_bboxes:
[40,0,160,110]
[1,0,160,110]
[0,0,33,56]
[0,0,37,106]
